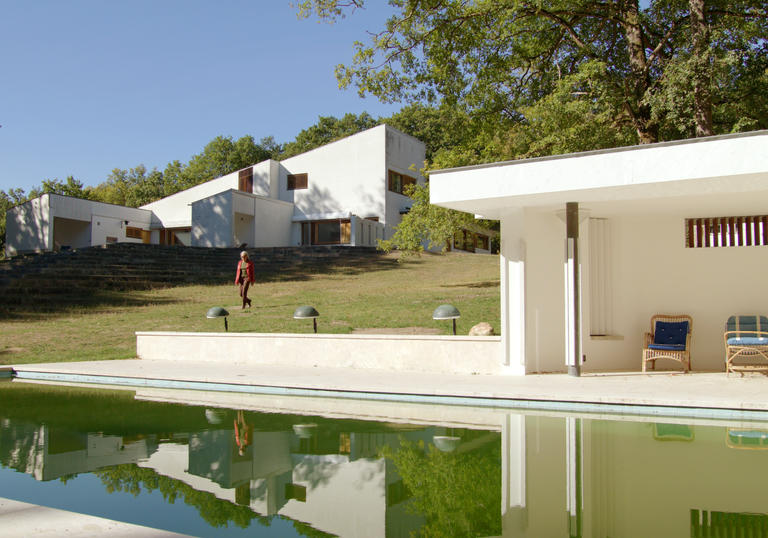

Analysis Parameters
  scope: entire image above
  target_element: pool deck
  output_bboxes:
[0,498,190,537]
[7,359,768,420]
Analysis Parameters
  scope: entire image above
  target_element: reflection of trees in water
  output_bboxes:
[0,421,42,475]
[96,464,266,529]
[94,464,335,537]
[385,436,501,537]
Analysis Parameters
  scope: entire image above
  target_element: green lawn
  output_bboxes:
[0,252,500,365]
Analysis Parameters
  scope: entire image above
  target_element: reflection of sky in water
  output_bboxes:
[3,381,768,538]
[0,468,297,537]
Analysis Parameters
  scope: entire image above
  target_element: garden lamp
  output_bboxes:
[206,306,230,331]
[432,304,460,335]
[293,305,320,333]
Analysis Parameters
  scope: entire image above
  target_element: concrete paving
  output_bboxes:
[8,358,768,419]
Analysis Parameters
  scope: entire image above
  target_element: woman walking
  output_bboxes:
[235,250,255,309]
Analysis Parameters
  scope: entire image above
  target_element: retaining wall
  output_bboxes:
[136,332,504,376]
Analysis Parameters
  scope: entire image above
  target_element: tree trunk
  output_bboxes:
[622,0,658,144]
[690,0,714,137]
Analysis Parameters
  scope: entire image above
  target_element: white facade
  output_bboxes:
[5,194,152,256]
[5,125,425,255]
[431,130,768,374]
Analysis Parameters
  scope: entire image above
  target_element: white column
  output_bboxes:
[500,209,526,374]
[502,413,527,535]
[564,202,582,376]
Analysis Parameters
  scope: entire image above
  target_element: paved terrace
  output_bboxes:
[6,359,768,421]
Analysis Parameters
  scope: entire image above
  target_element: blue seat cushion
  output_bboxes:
[653,321,689,348]
[727,337,768,346]
[648,343,687,351]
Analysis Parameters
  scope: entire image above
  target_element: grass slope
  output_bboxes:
[0,252,500,365]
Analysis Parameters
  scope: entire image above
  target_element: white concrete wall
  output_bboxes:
[234,192,294,248]
[5,194,152,255]
[278,125,426,238]
[520,209,768,373]
[141,173,240,228]
[584,213,768,373]
[281,456,386,537]
[352,216,385,247]
[191,191,233,247]
[136,332,504,375]
[50,195,151,226]
[385,126,426,238]
[279,126,387,222]
[5,195,51,255]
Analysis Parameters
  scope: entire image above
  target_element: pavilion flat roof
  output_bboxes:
[429,130,768,219]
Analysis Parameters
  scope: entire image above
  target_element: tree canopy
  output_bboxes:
[298,0,768,146]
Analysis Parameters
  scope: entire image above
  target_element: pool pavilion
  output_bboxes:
[430,130,768,375]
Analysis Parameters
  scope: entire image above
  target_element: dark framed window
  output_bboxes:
[685,215,768,248]
[388,170,417,195]
[238,167,253,192]
[310,219,351,245]
[287,173,308,190]
[125,226,143,239]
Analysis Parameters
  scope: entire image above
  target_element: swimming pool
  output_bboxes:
[1,381,766,537]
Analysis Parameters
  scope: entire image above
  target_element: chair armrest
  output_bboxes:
[643,332,653,347]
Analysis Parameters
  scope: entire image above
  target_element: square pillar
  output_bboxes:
[564,202,582,377]
[500,209,526,374]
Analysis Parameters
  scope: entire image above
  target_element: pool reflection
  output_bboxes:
[1,382,768,537]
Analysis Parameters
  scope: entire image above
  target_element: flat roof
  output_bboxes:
[430,130,768,219]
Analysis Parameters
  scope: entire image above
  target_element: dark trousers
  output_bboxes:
[239,281,250,307]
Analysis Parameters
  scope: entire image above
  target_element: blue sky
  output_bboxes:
[0,0,400,193]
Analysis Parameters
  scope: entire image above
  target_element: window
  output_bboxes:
[691,509,768,537]
[125,226,143,239]
[388,170,417,195]
[339,433,351,454]
[686,215,768,248]
[238,167,253,192]
[310,219,351,245]
[453,229,475,252]
[287,173,308,190]
[285,483,307,502]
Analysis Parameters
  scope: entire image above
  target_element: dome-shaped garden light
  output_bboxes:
[432,304,460,335]
[293,305,320,333]
[206,306,230,331]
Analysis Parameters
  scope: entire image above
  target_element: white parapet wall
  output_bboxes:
[135,332,503,375]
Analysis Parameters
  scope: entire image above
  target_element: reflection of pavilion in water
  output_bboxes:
[165,420,449,537]
[0,420,157,481]
[4,404,768,537]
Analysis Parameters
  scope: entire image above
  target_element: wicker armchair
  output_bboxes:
[724,315,768,375]
[642,314,693,373]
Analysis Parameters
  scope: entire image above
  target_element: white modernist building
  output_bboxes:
[5,125,426,256]
[431,130,768,375]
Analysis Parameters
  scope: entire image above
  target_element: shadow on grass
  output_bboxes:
[0,254,403,319]
[0,290,184,321]
[441,280,500,289]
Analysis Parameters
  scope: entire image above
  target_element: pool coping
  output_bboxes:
[9,361,768,423]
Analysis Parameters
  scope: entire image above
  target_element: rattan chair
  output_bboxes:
[724,315,768,375]
[642,314,693,373]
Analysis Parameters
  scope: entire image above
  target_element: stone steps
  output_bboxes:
[0,244,386,310]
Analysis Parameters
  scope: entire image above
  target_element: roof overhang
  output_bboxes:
[430,131,768,219]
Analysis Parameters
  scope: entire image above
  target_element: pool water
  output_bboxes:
[1,381,767,537]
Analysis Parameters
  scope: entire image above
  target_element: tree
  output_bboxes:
[280,112,379,158]
[383,436,501,537]
[31,176,94,200]
[298,0,768,144]
[0,188,29,257]
[379,182,476,260]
